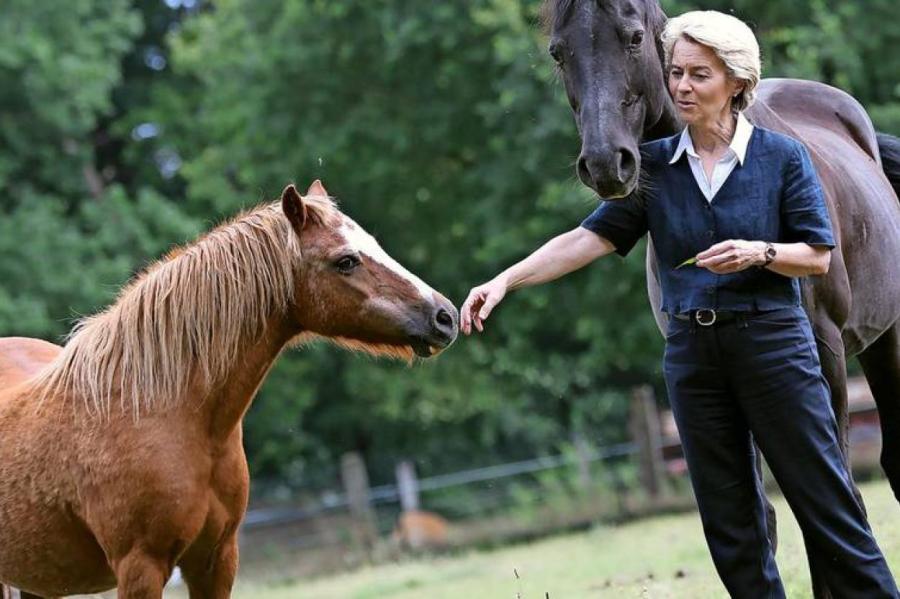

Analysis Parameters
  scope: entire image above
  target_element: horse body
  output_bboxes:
[543,1,900,596]
[0,181,458,597]
[748,79,900,353]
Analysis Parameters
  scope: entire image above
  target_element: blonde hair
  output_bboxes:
[661,11,761,112]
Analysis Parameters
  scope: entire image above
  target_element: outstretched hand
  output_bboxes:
[460,277,508,335]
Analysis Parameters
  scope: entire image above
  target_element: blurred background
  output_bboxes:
[1,0,897,592]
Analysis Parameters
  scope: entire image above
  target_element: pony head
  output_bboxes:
[281,180,458,359]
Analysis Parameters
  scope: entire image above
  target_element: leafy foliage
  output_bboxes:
[1,0,897,494]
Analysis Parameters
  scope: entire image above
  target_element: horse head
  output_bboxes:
[281,181,458,359]
[545,0,675,198]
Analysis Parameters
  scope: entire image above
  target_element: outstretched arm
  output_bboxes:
[460,227,615,334]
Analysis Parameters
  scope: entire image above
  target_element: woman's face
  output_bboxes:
[668,37,742,126]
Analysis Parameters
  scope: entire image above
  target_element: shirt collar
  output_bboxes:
[669,112,754,165]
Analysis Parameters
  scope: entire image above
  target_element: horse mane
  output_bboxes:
[31,196,342,418]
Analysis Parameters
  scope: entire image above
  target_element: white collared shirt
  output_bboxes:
[669,112,754,202]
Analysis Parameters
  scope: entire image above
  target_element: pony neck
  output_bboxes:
[197,314,297,440]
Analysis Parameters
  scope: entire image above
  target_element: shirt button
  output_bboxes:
[706,230,715,239]
[706,286,715,294]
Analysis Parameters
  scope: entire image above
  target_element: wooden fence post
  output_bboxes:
[573,434,593,490]
[340,451,378,554]
[630,385,666,500]
[395,459,420,512]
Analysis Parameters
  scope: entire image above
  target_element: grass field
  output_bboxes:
[223,478,899,598]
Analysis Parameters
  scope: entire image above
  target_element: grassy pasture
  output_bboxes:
[221,479,898,599]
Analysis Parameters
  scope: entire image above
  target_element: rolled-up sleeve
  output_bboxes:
[580,195,648,257]
[780,144,836,248]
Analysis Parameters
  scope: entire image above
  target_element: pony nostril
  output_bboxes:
[435,308,454,329]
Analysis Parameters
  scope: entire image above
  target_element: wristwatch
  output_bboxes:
[762,242,777,267]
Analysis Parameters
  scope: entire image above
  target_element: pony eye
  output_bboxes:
[335,255,360,274]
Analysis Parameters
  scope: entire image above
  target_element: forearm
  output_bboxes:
[764,242,831,277]
[499,227,615,291]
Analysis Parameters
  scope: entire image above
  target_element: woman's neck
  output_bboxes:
[689,111,737,154]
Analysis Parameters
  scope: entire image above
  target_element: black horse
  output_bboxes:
[542,1,900,597]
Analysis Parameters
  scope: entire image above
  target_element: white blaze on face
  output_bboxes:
[339,219,436,302]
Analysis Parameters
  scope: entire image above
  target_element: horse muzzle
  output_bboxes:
[576,147,639,199]
[410,300,458,358]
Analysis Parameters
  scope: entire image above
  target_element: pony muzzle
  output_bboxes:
[410,301,458,358]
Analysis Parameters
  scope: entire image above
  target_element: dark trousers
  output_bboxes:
[664,306,898,598]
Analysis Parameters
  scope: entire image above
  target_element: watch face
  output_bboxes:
[766,246,777,259]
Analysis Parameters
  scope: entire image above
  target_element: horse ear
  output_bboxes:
[281,184,308,231]
[306,179,328,197]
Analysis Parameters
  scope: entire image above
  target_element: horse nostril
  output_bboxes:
[617,149,637,184]
[435,308,454,329]
[577,155,599,189]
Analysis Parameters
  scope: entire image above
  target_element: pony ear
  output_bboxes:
[306,179,328,197]
[281,184,308,231]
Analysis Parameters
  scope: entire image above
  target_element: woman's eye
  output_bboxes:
[335,256,360,273]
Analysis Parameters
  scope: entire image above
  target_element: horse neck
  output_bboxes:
[194,314,296,441]
[644,2,681,140]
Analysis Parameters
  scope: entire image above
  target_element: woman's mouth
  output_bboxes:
[677,100,695,109]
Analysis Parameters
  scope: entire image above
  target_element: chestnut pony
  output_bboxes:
[0,180,458,598]
[543,1,900,597]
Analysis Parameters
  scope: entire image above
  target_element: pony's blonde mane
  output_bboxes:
[32,197,342,418]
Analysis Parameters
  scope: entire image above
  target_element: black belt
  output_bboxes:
[672,309,742,327]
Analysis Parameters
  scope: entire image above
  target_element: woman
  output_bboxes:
[460,10,898,598]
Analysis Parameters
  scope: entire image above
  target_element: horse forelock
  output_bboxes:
[30,197,341,419]
[541,0,577,33]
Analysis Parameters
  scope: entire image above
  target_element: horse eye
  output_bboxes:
[622,93,643,107]
[335,255,360,274]
[548,40,565,65]
[629,30,644,48]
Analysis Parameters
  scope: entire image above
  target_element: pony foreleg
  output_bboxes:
[114,550,170,599]
[858,319,900,503]
[179,534,239,599]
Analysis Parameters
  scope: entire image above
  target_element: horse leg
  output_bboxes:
[806,331,862,599]
[113,550,169,599]
[857,319,900,502]
[754,447,778,554]
[179,534,239,599]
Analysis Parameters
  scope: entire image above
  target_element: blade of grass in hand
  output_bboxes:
[676,257,698,269]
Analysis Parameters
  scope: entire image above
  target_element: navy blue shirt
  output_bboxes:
[581,127,836,314]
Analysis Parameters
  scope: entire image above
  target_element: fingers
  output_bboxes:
[697,240,756,272]
[460,283,505,335]
[460,290,485,335]
[696,240,733,261]
[478,293,501,322]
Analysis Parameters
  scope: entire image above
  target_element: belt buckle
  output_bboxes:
[695,309,717,326]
